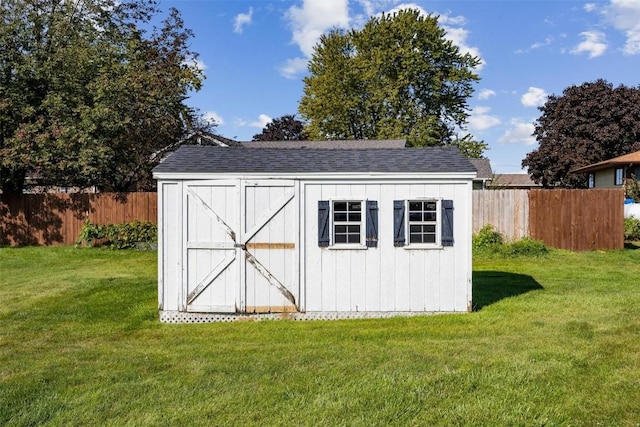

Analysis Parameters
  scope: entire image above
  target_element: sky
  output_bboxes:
[157,0,640,174]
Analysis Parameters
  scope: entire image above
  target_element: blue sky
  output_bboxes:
[159,0,640,173]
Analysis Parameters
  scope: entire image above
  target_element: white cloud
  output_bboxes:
[278,57,309,79]
[499,119,536,145]
[603,0,640,55]
[250,114,273,129]
[468,106,501,131]
[531,36,555,49]
[571,30,608,58]
[204,111,224,126]
[234,7,254,34]
[477,89,496,100]
[584,3,598,12]
[285,0,350,58]
[521,87,548,107]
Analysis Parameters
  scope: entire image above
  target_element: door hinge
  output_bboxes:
[234,243,246,250]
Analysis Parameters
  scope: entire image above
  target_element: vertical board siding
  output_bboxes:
[1,193,157,246]
[528,189,624,251]
[473,189,529,241]
[304,181,472,313]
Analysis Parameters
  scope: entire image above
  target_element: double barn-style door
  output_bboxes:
[182,180,299,313]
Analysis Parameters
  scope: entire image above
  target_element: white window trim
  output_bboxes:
[327,199,367,250]
[404,198,442,249]
[615,168,624,186]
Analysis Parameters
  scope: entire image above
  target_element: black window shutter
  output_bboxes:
[441,199,454,247]
[393,200,405,247]
[318,200,330,247]
[366,200,378,247]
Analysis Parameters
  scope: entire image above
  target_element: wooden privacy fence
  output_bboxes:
[0,193,157,246]
[474,188,624,251]
[1,189,625,250]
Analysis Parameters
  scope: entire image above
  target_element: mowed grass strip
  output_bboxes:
[0,247,639,426]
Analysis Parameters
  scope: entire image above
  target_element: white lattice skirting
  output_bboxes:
[159,310,455,323]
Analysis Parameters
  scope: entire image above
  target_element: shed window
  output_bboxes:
[615,168,624,186]
[318,200,378,248]
[394,199,454,248]
[588,173,595,188]
[409,200,438,244]
[333,201,362,244]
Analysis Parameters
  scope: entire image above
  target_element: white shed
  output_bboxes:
[153,144,476,322]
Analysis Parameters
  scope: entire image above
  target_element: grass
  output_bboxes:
[0,247,639,426]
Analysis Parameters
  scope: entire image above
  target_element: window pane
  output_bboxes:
[348,212,361,221]
[334,212,347,222]
[347,225,360,234]
[426,201,437,211]
[423,212,436,221]
[409,233,422,243]
[347,234,360,243]
[409,212,421,221]
[424,234,436,243]
[334,201,347,211]
[409,201,421,211]
[410,224,422,233]
[425,224,436,233]
[348,201,361,211]
[335,225,347,233]
[335,234,347,243]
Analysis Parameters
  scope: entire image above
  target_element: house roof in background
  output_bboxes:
[489,174,541,188]
[469,159,493,180]
[572,150,640,173]
[241,139,407,149]
[153,145,476,175]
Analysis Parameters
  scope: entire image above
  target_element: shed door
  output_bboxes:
[241,180,299,313]
[183,180,239,313]
[183,179,299,314]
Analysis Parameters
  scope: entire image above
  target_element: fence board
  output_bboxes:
[473,189,529,241]
[1,193,157,246]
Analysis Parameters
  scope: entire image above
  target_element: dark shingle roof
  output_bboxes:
[242,139,407,149]
[469,159,493,180]
[153,145,475,175]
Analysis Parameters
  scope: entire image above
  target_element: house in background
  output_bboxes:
[572,150,640,189]
[153,144,476,322]
[487,174,542,190]
[469,159,493,189]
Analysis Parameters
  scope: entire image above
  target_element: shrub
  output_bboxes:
[473,224,504,250]
[77,220,157,249]
[624,217,640,241]
[473,224,549,258]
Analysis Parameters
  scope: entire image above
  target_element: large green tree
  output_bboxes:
[522,79,640,188]
[298,8,481,148]
[0,0,204,194]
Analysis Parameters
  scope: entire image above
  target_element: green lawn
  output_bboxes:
[0,247,639,426]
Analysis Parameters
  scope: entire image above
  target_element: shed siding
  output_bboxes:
[159,182,183,311]
[302,180,471,313]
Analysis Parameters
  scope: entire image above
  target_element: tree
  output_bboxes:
[298,8,481,148]
[252,114,309,141]
[0,0,204,195]
[522,79,640,188]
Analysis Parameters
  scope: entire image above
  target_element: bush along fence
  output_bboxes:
[1,192,156,246]
[75,220,157,249]
[0,189,626,250]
